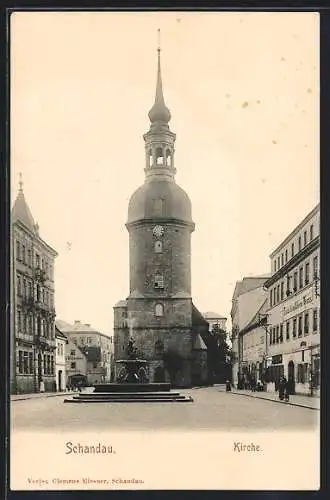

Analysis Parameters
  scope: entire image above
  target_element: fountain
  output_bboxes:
[64,331,193,403]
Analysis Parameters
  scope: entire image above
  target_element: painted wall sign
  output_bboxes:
[282,292,313,317]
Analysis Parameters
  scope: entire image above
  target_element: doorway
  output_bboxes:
[287,360,295,395]
[58,370,62,392]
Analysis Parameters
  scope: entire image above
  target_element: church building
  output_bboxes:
[113,40,210,387]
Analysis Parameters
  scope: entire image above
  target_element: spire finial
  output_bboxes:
[157,28,161,54]
[148,29,171,124]
[18,172,23,194]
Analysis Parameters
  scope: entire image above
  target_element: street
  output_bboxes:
[11,386,319,431]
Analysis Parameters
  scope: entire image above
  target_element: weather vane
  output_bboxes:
[157,28,161,53]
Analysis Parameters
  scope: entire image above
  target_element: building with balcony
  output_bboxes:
[264,204,320,396]
[231,276,269,388]
[56,320,113,383]
[11,176,58,394]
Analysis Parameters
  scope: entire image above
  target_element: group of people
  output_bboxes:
[237,373,264,392]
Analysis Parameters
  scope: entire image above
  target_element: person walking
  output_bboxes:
[278,375,287,401]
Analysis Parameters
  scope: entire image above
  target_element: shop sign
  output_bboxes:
[272,354,282,365]
[282,292,313,318]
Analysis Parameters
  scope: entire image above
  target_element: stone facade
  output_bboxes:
[11,178,57,394]
[113,48,210,388]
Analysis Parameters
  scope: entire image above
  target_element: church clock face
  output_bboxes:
[153,225,164,238]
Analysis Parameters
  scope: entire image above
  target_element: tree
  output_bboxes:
[162,349,184,387]
[209,324,232,382]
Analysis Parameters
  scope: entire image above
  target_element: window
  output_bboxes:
[299,267,303,289]
[279,324,283,343]
[23,351,29,374]
[155,303,164,317]
[310,224,314,241]
[304,312,309,335]
[70,362,76,369]
[36,254,40,268]
[152,198,164,216]
[27,249,31,267]
[293,271,298,292]
[277,256,280,269]
[313,255,319,279]
[298,236,301,251]
[286,275,291,296]
[18,351,23,373]
[155,147,164,165]
[280,282,284,301]
[28,352,33,373]
[274,260,277,272]
[313,309,318,332]
[93,363,98,369]
[166,149,172,166]
[297,363,306,383]
[270,289,273,307]
[303,231,307,246]
[269,330,273,345]
[17,275,22,296]
[281,254,284,266]
[298,315,302,337]
[291,242,294,257]
[16,241,21,261]
[154,273,164,289]
[70,349,76,356]
[87,337,92,344]
[17,310,22,332]
[293,318,297,338]
[286,321,290,340]
[276,325,279,343]
[154,241,163,253]
[305,262,310,284]
[72,339,77,346]
[22,245,26,264]
[285,249,288,263]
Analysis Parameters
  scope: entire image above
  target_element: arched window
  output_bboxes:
[155,303,164,317]
[149,149,154,166]
[154,241,163,253]
[156,147,164,165]
[166,149,171,166]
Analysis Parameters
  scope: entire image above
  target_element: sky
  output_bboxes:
[11,11,319,336]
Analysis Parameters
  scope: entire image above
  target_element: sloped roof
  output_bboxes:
[55,326,67,340]
[192,334,207,351]
[202,312,227,320]
[12,189,37,234]
[240,298,268,336]
[56,319,74,331]
[192,303,209,327]
[114,299,128,308]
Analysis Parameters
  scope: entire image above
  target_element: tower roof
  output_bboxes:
[148,30,171,124]
[12,173,37,234]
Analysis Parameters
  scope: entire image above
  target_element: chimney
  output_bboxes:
[85,323,91,327]
[74,320,80,324]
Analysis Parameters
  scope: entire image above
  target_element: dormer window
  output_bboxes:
[154,273,164,289]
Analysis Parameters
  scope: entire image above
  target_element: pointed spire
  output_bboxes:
[18,172,23,194]
[12,172,37,233]
[148,29,171,124]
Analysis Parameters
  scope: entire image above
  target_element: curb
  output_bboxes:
[228,391,320,411]
[11,392,75,401]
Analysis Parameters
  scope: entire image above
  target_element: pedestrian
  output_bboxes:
[225,380,231,392]
[278,376,287,401]
[251,376,256,392]
[284,378,290,402]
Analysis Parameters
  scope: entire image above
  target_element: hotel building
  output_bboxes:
[264,204,320,395]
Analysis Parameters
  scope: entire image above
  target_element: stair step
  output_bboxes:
[64,397,193,403]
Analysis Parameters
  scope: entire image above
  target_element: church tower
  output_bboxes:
[114,34,208,387]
